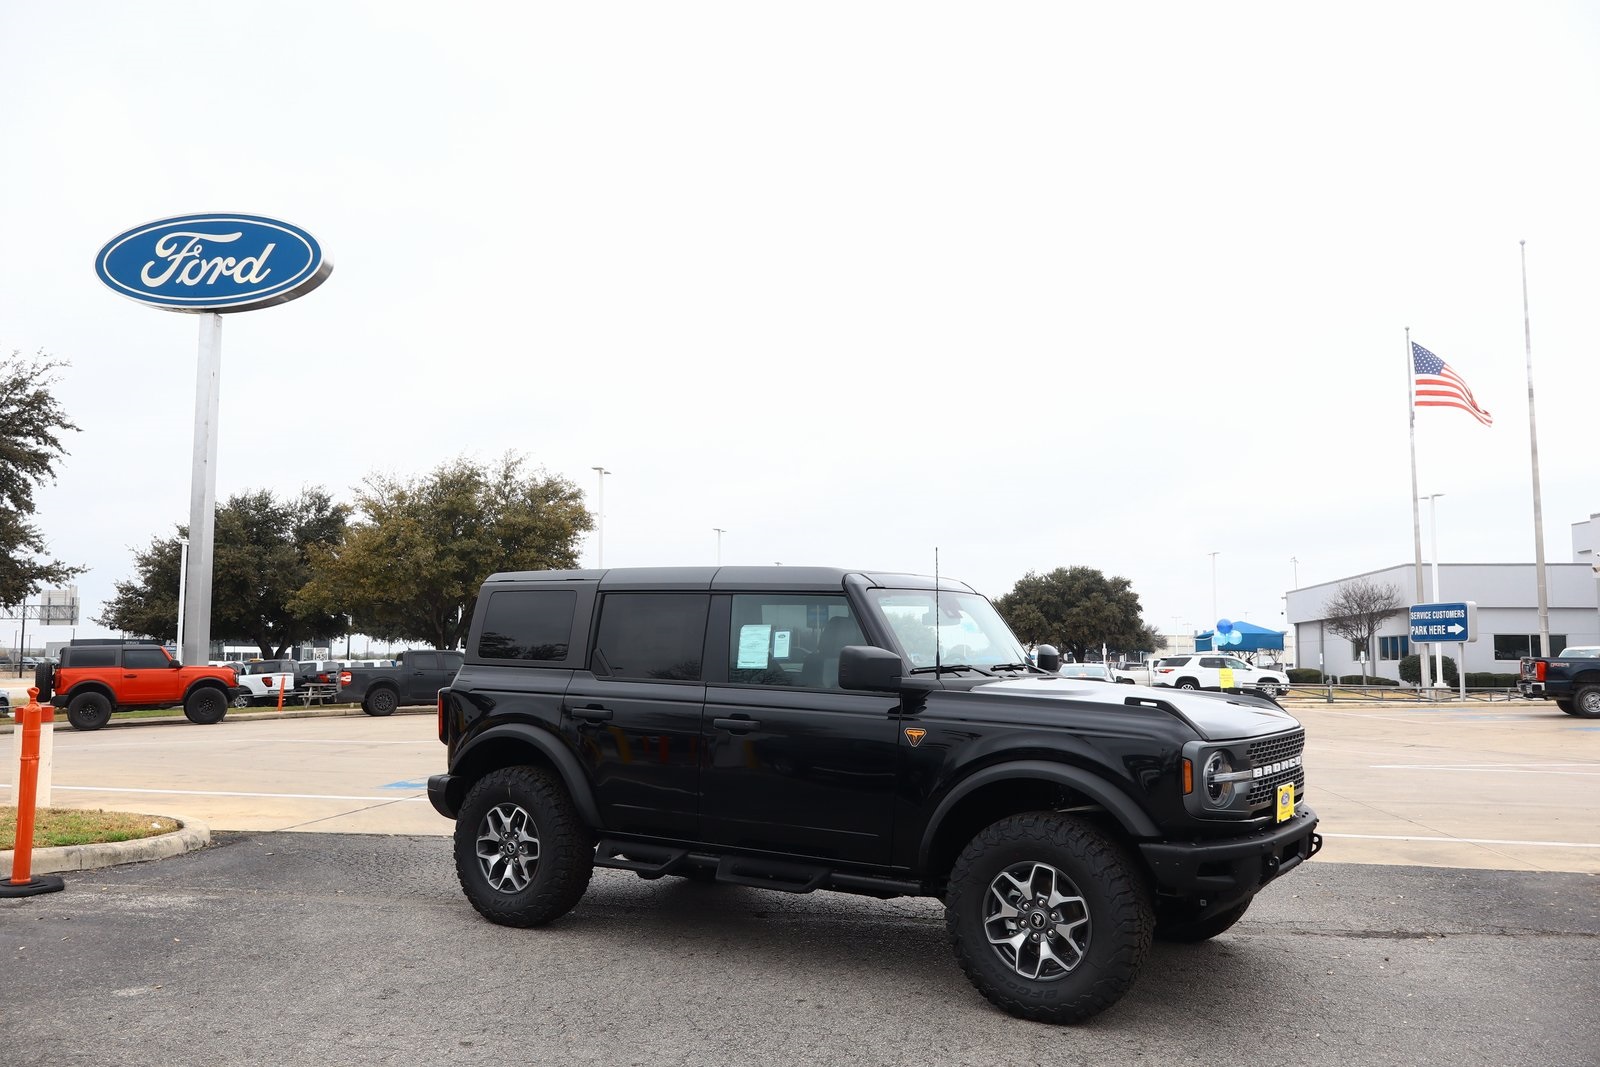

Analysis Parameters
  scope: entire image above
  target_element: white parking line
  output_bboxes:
[41,784,430,802]
[1323,832,1600,849]
[1370,763,1600,774]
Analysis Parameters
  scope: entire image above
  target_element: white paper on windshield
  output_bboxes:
[773,630,791,658]
[737,625,772,668]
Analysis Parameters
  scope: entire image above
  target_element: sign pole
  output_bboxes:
[182,312,223,667]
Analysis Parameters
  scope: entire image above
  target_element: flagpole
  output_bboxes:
[1406,326,1433,691]
[1522,240,1551,656]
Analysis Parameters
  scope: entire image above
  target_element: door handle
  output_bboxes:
[713,717,760,734]
[570,704,613,723]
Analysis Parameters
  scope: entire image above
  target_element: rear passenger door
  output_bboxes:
[562,592,711,841]
[700,592,901,866]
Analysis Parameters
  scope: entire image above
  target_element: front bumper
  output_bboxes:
[1139,805,1321,909]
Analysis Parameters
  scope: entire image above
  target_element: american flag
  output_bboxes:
[1412,342,1493,427]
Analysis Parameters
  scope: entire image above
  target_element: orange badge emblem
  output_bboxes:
[904,727,927,747]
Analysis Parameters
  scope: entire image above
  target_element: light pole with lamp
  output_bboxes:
[176,537,190,662]
[713,527,726,565]
[591,467,611,568]
[1420,493,1446,687]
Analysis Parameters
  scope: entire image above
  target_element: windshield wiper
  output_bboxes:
[909,663,995,676]
[987,662,1036,673]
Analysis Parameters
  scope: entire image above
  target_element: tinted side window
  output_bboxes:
[1200,657,1226,668]
[123,647,170,669]
[592,593,709,681]
[727,594,856,688]
[69,647,117,668]
[409,653,440,671]
[478,589,577,662]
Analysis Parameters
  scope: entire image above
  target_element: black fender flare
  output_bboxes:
[451,722,603,829]
[57,682,118,711]
[182,679,231,702]
[918,759,1161,869]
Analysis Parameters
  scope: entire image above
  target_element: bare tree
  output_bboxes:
[1323,578,1403,683]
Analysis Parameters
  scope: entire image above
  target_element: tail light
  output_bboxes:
[1536,661,1546,681]
[437,692,447,743]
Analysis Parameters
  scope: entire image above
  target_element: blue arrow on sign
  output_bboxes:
[1408,601,1475,643]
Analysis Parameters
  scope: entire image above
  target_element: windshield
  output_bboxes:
[864,588,1028,669]
[1558,647,1600,659]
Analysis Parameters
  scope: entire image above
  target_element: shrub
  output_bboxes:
[1464,672,1520,688]
[1287,668,1324,684]
[1399,653,1458,685]
[1339,674,1400,686]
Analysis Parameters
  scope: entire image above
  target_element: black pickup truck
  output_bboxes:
[341,650,464,716]
[428,567,1321,1024]
[1518,645,1600,716]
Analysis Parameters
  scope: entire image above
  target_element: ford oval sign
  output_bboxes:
[95,213,332,313]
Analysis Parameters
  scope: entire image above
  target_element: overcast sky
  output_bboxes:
[3,2,1596,650]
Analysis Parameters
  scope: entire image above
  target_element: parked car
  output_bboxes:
[1111,661,1154,685]
[1055,662,1118,682]
[1152,654,1289,698]
[36,639,242,730]
[234,659,298,706]
[340,650,464,716]
[1518,645,1600,716]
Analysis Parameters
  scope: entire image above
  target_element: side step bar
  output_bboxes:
[592,838,920,897]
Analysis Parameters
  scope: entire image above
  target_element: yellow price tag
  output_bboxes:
[1276,782,1296,823]
[1218,667,1234,690]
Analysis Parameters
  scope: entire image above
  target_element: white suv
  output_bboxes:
[1152,654,1288,697]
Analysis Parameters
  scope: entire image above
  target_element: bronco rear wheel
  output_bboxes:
[454,766,593,927]
[945,812,1153,1024]
[66,691,113,731]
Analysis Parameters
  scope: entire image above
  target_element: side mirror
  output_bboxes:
[1036,644,1062,672]
[170,659,183,668]
[838,645,904,692]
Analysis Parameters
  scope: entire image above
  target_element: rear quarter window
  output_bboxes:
[477,589,578,662]
[65,647,117,668]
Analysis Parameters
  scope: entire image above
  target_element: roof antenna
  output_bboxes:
[934,546,941,675]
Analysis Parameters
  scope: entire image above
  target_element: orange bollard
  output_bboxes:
[276,674,286,711]
[2,687,65,897]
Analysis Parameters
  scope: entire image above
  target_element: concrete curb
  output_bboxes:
[0,816,211,876]
[0,703,433,734]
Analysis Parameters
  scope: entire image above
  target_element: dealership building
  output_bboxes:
[1285,513,1600,680]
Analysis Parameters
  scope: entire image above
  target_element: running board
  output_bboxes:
[592,838,920,897]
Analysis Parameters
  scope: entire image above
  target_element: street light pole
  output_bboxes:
[1290,555,1299,589]
[1421,493,1445,687]
[176,537,190,661]
[1208,551,1220,623]
[713,527,726,565]
[591,466,611,568]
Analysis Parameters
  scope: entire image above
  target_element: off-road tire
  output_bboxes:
[454,766,593,927]
[184,687,228,725]
[945,812,1154,1024]
[66,691,113,731]
[363,686,398,717]
[33,662,53,703]
[1573,685,1600,719]
[1155,899,1251,943]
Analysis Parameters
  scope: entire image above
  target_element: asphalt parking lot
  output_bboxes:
[2,699,1597,1065]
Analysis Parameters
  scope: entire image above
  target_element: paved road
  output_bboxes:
[3,834,1595,1067]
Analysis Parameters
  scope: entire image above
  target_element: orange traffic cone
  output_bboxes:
[2,687,65,896]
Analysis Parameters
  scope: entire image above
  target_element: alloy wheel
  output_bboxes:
[982,861,1091,981]
[475,802,541,893]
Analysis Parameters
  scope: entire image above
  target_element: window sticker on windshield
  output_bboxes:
[773,630,791,658]
[737,625,772,669]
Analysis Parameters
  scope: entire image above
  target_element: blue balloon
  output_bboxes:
[1217,618,1234,633]
[1227,630,1243,645]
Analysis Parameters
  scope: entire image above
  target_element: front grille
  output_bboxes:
[1246,730,1307,808]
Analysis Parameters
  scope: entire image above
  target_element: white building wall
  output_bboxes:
[1286,561,1600,681]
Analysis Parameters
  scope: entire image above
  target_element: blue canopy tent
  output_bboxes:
[1195,620,1285,653]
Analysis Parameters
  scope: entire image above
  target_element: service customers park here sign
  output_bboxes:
[95,213,331,313]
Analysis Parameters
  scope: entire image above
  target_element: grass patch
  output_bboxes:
[0,807,179,849]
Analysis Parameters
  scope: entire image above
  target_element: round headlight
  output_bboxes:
[1203,751,1235,806]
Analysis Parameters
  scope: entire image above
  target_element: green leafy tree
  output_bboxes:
[0,349,84,607]
[994,566,1154,662]
[296,453,593,650]
[96,488,350,657]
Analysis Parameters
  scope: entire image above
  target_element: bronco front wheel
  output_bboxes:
[945,812,1153,1024]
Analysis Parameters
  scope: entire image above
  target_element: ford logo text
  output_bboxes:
[95,213,332,313]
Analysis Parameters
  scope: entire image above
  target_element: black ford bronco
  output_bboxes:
[430,567,1321,1023]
